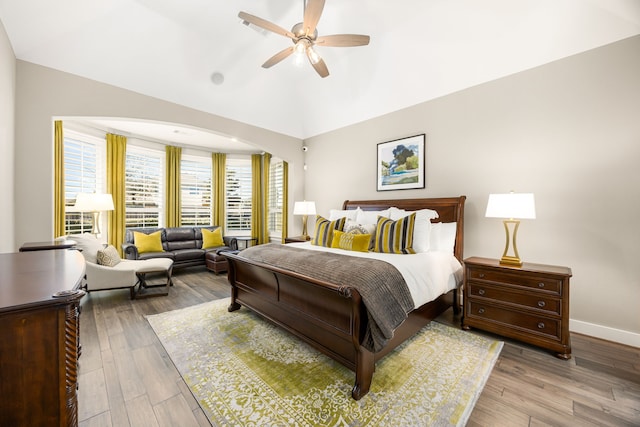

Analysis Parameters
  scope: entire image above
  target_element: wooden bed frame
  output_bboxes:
[224,196,466,400]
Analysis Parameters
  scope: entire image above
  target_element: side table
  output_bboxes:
[235,236,258,250]
[462,256,572,359]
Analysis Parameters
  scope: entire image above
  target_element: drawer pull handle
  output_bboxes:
[479,273,485,278]
[478,308,485,314]
[537,322,545,329]
[538,282,545,288]
[478,289,485,296]
[538,301,546,308]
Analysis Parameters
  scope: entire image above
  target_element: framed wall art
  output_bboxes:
[377,134,425,191]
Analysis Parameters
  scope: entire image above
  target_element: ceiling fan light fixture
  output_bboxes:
[307,46,321,64]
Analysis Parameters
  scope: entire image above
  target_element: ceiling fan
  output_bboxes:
[238,0,370,78]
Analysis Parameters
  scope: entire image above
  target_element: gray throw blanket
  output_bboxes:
[239,243,414,352]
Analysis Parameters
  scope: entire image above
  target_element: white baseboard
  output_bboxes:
[570,319,640,348]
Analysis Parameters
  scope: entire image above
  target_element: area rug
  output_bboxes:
[147,298,502,426]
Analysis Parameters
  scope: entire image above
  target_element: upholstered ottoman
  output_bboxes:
[134,257,174,298]
[205,249,231,274]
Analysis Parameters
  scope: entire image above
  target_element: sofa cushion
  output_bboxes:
[134,231,164,254]
[202,228,224,249]
[138,252,174,262]
[72,233,106,264]
[172,248,205,262]
[97,245,121,267]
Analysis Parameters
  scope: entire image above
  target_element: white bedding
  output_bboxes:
[287,242,463,308]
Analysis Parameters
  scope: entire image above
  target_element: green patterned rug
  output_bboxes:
[147,298,502,426]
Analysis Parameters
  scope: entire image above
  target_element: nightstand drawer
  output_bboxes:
[467,283,561,316]
[467,302,561,340]
[468,268,562,295]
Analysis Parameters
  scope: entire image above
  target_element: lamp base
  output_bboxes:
[499,219,523,267]
[499,255,523,267]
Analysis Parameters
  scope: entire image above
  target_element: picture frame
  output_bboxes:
[377,134,425,191]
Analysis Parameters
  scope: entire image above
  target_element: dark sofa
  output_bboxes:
[122,226,237,273]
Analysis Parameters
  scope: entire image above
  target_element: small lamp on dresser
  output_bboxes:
[485,192,536,267]
[293,200,316,240]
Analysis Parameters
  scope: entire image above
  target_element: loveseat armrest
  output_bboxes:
[122,243,140,260]
[223,236,238,251]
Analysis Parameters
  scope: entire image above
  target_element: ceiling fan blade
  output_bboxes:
[238,11,295,39]
[303,0,325,36]
[315,34,370,47]
[309,55,329,78]
[262,46,295,68]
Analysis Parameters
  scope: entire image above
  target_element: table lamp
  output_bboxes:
[485,192,536,267]
[74,193,115,237]
[293,201,316,240]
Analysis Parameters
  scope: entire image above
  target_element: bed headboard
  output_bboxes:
[341,196,466,262]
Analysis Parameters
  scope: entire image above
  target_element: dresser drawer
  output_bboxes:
[467,283,561,316]
[468,268,562,295]
[467,301,561,340]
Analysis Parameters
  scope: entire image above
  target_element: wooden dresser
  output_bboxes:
[0,249,86,426]
[462,256,572,359]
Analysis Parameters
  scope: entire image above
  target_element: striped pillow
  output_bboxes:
[374,213,416,254]
[311,215,346,247]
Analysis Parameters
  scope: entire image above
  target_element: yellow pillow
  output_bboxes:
[331,230,371,252]
[202,228,224,249]
[133,231,164,254]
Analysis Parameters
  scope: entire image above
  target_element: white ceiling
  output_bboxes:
[1,0,639,149]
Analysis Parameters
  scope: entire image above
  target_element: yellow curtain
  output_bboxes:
[54,121,66,238]
[281,161,289,243]
[261,153,271,244]
[106,134,127,255]
[165,146,182,227]
[251,154,262,242]
[212,153,226,227]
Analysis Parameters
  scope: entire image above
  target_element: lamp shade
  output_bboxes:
[74,193,115,212]
[485,193,536,219]
[293,201,316,216]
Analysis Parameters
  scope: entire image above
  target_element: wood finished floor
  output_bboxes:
[78,267,640,426]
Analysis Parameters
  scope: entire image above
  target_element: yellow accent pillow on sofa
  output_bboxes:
[202,228,224,249]
[331,230,371,252]
[133,231,164,254]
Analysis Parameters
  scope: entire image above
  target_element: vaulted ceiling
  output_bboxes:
[1,0,639,145]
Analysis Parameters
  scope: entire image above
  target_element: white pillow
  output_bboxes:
[389,207,438,221]
[356,209,390,225]
[344,220,377,250]
[70,233,106,264]
[429,222,457,254]
[329,208,360,222]
[388,208,439,253]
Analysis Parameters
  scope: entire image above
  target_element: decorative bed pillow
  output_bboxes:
[355,209,391,226]
[133,231,164,253]
[202,228,224,249]
[311,216,346,247]
[344,220,376,249]
[373,213,416,254]
[328,208,360,222]
[429,222,457,254]
[331,230,371,252]
[388,207,438,253]
[96,245,121,267]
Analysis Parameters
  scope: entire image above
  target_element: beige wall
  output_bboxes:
[14,61,305,250]
[304,36,640,346]
[0,20,15,253]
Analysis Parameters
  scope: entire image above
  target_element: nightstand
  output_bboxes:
[284,236,310,244]
[462,256,572,359]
